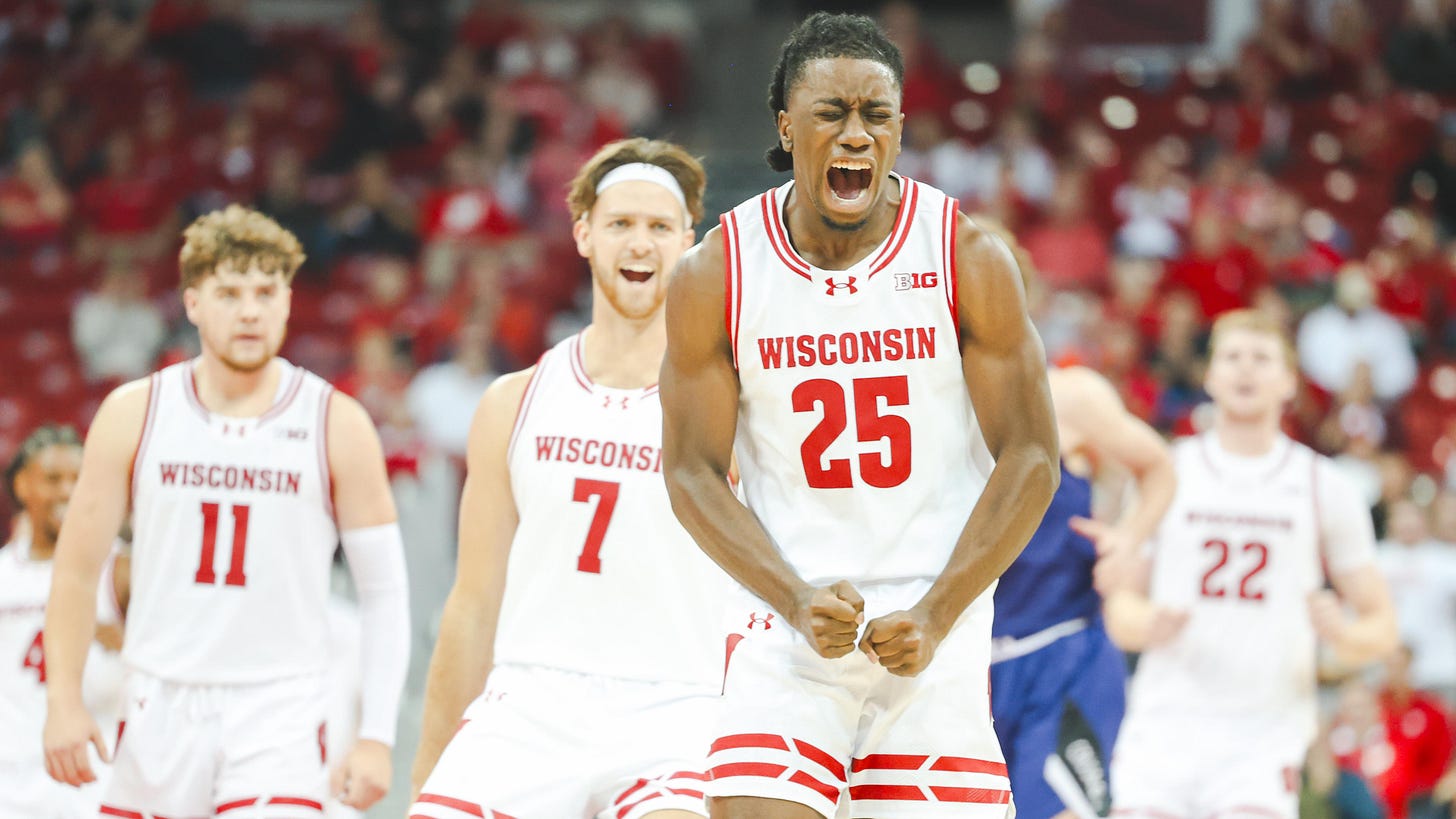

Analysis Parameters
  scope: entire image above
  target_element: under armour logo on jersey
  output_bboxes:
[220,423,247,438]
[825,277,858,296]
[602,395,630,410]
[746,612,774,630]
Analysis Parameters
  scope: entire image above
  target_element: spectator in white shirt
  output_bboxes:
[1377,499,1456,700]
[1297,262,1419,403]
[405,321,497,458]
[70,257,166,383]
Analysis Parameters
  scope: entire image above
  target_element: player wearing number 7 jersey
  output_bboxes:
[661,13,1059,819]
[1107,309,1398,819]
[43,205,410,817]
[408,138,733,819]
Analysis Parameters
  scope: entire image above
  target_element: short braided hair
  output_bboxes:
[764,12,905,172]
[5,424,81,507]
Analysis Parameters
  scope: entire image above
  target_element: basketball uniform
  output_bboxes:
[711,175,1007,818]
[991,464,1125,819]
[0,536,124,819]
[104,358,339,819]
[410,332,732,819]
[1112,433,1377,819]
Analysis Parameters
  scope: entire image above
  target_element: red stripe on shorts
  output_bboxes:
[929,756,1009,776]
[216,798,259,814]
[101,807,144,819]
[793,739,847,781]
[267,797,324,810]
[710,733,790,753]
[850,784,929,800]
[852,754,929,771]
[928,786,1013,803]
[789,770,841,802]
[708,761,789,779]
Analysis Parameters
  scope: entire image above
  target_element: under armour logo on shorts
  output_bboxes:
[747,612,774,630]
[825,277,857,296]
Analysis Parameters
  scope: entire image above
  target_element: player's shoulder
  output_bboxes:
[481,365,537,413]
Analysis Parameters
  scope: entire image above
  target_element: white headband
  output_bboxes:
[595,162,688,211]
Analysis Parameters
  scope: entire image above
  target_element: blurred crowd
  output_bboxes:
[3,0,1456,815]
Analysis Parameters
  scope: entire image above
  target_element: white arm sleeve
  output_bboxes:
[1314,456,1379,576]
[340,522,411,746]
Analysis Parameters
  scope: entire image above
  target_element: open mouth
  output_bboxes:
[620,264,655,284]
[827,160,872,203]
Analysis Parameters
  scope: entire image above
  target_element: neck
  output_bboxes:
[25,523,55,561]
[784,176,901,270]
[1212,412,1281,456]
[580,311,666,390]
[194,351,281,416]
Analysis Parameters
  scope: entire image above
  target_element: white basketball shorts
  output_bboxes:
[706,580,1013,819]
[0,756,109,819]
[1111,712,1304,819]
[101,670,329,819]
[410,663,717,819]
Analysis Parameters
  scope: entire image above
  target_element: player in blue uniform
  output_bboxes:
[991,364,1177,819]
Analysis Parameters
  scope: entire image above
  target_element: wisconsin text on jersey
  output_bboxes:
[157,462,304,494]
[755,325,939,370]
[532,436,664,473]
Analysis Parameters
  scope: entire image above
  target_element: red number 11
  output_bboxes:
[196,502,251,587]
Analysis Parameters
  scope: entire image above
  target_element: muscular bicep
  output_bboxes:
[452,371,528,602]
[326,393,398,531]
[661,230,738,480]
[955,220,1056,458]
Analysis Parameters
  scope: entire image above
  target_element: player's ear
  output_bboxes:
[181,286,201,325]
[571,215,592,259]
[777,110,793,153]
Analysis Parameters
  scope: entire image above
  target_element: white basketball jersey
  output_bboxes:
[1125,433,1340,743]
[0,536,123,764]
[494,332,732,686]
[725,175,993,587]
[127,358,339,684]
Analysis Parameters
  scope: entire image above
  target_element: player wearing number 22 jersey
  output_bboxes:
[661,14,1059,819]
[43,206,410,817]
[1107,310,1397,819]
[409,139,733,819]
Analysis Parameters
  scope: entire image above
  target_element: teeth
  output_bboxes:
[831,160,872,170]
[621,265,654,273]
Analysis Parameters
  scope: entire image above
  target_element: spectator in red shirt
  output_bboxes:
[1023,168,1110,293]
[419,145,519,294]
[1379,646,1455,819]
[1166,210,1268,321]
[76,131,174,262]
[0,141,71,249]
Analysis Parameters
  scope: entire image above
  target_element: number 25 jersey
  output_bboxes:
[724,175,994,588]
[127,359,339,684]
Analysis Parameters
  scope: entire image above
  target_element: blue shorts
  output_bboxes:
[990,624,1126,819]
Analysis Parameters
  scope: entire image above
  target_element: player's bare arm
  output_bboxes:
[662,231,864,658]
[411,369,530,794]
[862,218,1059,677]
[1316,566,1398,666]
[326,391,410,810]
[43,377,149,786]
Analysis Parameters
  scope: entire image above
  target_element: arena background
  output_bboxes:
[3,0,1456,815]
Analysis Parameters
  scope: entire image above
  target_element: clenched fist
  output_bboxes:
[789,580,865,659]
[859,607,944,677]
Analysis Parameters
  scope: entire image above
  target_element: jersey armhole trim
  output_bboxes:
[1311,453,1331,583]
[506,355,548,463]
[723,211,743,371]
[128,372,161,504]
[942,197,960,342]
[317,385,336,521]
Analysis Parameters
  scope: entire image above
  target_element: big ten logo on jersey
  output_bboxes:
[274,425,309,441]
[893,271,939,292]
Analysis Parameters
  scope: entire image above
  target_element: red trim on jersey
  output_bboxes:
[794,738,847,781]
[417,793,486,817]
[505,355,548,463]
[184,361,209,421]
[317,386,335,521]
[567,333,595,393]
[129,371,161,502]
[724,210,745,370]
[1312,454,1330,579]
[762,190,812,280]
[867,178,918,278]
[255,365,305,426]
[721,212,736,360]
[929,755,1009,775]
[710,733,790,753]
[101,806,144,819]
[789,770,841,801]
[941,197,960,340]
[721,632,745,695]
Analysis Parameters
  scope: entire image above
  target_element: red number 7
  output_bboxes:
[573,478,620,574]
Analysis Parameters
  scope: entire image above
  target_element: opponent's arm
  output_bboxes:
[328,392,410,810]
[410,371,529,794]
[43,378,149,785]
[662,230,863,655]
[865,219,1059,676]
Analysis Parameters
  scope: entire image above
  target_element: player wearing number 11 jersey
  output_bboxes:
[1108,310,1398,819]
[409,139,732,819]
[661,14,1059,819]
[43,205,410,817]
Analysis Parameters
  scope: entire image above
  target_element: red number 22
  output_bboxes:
[1200,539,1269,601]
